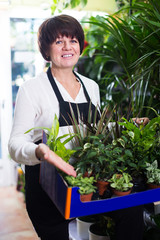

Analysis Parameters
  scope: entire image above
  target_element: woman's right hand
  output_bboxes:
[35,143,76,177]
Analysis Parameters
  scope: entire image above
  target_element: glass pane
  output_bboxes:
[10,17,44,111]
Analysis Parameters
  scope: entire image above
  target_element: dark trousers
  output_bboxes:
[25,165,70,240]
[107,205,144,240]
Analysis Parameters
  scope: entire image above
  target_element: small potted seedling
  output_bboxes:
[146,160,160,189]
[109,171,133,196]
[65,174,97,202]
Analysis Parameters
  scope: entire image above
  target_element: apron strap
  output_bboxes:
[73,71,91,103]
[47,67,91,104]
[47,67,64,103]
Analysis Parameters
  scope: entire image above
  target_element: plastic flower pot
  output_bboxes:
[76,216,96,240]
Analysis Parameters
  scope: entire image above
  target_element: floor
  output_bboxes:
[0,186,39,240]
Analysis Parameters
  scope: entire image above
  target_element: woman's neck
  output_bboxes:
[51,67,76,84]
[50,66,81,100]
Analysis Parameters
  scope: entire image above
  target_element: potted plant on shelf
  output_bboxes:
[76,215,97,240]
[145,160,160,189]
[89,215,111,240]
[64,174,97,202]
[108,171,133,196]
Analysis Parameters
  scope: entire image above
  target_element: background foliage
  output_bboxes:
[51,0,160,119]
[79,0,160,120]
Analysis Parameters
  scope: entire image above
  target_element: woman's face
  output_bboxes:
[49,35,81,70]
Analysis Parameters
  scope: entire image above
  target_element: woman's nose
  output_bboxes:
[63,41,71,50]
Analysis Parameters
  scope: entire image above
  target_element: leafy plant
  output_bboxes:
[64,174,97,195]
[117,115,160,176]
[146,160,160,185]
[64,104,112,175]
[79,0,160,118]
[109,172,133,191]
[25,114,76,162]
[89,215,111,237]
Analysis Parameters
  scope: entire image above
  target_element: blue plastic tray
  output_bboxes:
[40,160,160,219]
[40,131,160,219]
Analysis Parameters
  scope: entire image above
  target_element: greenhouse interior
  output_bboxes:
[0,0,160,239]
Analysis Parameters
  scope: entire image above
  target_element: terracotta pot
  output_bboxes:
[80,192,93,202]
[96,180,109,196]
[83,171,93,177]
[148,183,160,189]
[112,188,132,196]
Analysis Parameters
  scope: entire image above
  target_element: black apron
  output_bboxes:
[25,67,99,240]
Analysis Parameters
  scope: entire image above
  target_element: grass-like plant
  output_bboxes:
[25,114,76,163]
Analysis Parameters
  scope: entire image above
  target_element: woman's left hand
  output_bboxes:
[132,117,149,126]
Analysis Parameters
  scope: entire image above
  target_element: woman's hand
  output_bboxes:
[35,143,76,177]
[132,117,149,126]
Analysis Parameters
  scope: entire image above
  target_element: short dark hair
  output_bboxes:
[38,14,84,61]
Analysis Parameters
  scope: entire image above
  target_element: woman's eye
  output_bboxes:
[56,40,62,44]
[71,39,78,43]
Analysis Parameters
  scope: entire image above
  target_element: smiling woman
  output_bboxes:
[8,14,100,240]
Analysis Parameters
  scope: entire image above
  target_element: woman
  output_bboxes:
[8,14,100,240]
[8,14,144,240]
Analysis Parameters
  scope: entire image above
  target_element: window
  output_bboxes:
[10,17,45,110]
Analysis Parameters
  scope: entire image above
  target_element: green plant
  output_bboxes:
[64,174,97,195]
[68,104,128,179]
[25,114,76,163]
[146,160,160,185]
[109,172,133,191]
[80,0,160,118]
[117,115,160,176]
[89,214,114,238]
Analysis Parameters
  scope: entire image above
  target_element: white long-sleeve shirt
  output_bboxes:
[8,70,100,166]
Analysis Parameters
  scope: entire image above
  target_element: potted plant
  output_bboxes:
[71,105,114,172]
[89,215,111,240]
[145,160,160,189]
[64,174,97,202]
[108,171,133,196]
[117,115,160,191]
[70,105,124,196]
[76,215,97,240]
[95,140,126,196]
